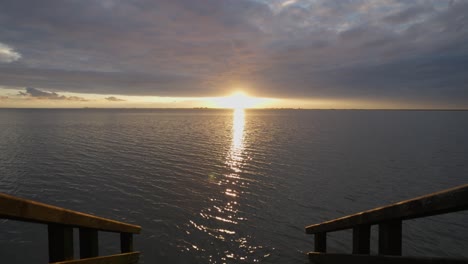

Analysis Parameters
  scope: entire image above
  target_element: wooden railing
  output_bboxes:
[0,193,141,263]
[305,184,468,264]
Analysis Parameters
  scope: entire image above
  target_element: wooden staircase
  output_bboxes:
[305,184,468,264]
[0,193,141,263]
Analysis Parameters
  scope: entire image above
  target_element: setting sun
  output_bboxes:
[210,91,273,109]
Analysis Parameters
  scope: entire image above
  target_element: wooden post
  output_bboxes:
[379,220,402,255]
[314,232,327,253]
[48,224,74,262]
[353,224,370,254]
[79,228,99,259]
[121,233,134,253]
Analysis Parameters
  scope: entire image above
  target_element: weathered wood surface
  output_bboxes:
[0,193,141,234]
[80,228,99,259]
[120,233,134,253]
[352,224,370,254]
[50,252,140,264]
[378,220,402,256]
[308,253,468,264]
[306,184,468,234]
[49,224,74,262]
[314,232,327,253]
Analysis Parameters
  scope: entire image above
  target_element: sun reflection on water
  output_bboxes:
[232,108,245,150]
[185,109,269,262]
[228,108,245,171]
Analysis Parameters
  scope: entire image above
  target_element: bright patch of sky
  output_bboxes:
[0,42,21,63]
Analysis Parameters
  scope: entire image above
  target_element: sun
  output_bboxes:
[211,91,270,109]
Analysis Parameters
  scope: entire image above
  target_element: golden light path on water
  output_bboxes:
[223,108,245,201]
[228,108,245,173]
[187,108,267,263]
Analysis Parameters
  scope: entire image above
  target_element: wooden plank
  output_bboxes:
[379,220,402,256]
[306,184,468,234]
[314,232,326,253]
[50,252,140,264]
[80,228,99,258]
[0,193,141,234]
[120,233,133,253]
[352,224,370,254]
[308,252,468,264]
[49,224,74,262]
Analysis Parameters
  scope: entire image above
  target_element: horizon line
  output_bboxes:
[1,107,467,111]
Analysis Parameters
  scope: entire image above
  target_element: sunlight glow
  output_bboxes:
[211,91,272,109]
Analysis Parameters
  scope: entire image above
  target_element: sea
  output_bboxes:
[0,108,467,263]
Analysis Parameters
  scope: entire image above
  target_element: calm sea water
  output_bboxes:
[0,109,467,263]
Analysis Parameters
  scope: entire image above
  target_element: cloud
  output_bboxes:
[0,43,21,63]
[383,4,435,25]
[105,96,126,101]
[0,0,467,107]
[18,87,88,101]
[281,0,297,8]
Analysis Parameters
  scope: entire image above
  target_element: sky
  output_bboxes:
[0,0,467,109]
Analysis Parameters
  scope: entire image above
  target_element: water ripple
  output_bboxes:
[0,109,467,263]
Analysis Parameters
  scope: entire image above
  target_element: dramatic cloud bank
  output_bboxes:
[0,0,467,107]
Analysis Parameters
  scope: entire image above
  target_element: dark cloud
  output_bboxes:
[0,0,467,106]
[383,4,435,25]
[18,87,88,101]
[105,96,126,102]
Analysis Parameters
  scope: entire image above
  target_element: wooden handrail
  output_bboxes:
[50,252,140,264]
[304,184,468,262]
[308,252,468,264]
[0,193,141,263]
[0,193,141,233]
[306,184,468,234]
